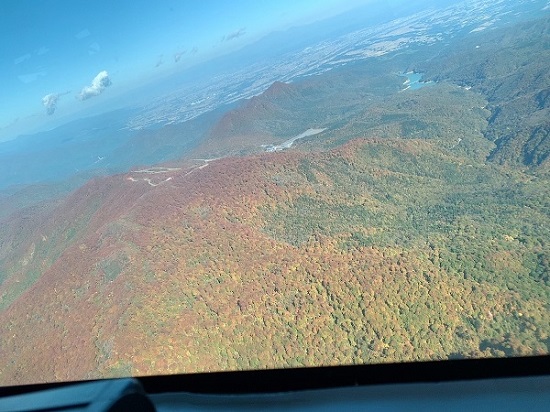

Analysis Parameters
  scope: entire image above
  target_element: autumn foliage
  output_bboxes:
[0,136,548,385]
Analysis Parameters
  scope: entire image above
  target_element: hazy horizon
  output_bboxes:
[1,0,391,142]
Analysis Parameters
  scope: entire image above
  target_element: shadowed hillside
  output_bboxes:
[419,17,550,168]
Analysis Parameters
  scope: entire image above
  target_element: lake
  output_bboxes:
[400,72,434,91]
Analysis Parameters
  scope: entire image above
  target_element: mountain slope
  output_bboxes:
[0,137,548,384]
[419,17,550,168]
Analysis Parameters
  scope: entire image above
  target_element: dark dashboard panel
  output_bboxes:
[1,357,549,411]
[151,376,550,411]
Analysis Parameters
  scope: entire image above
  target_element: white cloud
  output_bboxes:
[222,28,246,42]
[155,54,164,67]
[77,71,112,100]
[174,51,185,63]
[36,46,50,56]
[42,94,60,115]
[88,42,101,55]
[42,91,70,115]
[17,71,47,83]
[14,53,31,65]
[75,29,91,40]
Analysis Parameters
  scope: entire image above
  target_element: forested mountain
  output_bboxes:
[418,17,550,169]
[0,14,549,385]
[1,135,547,383]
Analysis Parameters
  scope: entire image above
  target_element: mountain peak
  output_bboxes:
[263,81,295,98]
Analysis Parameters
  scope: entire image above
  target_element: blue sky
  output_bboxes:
[0,0,369,140]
